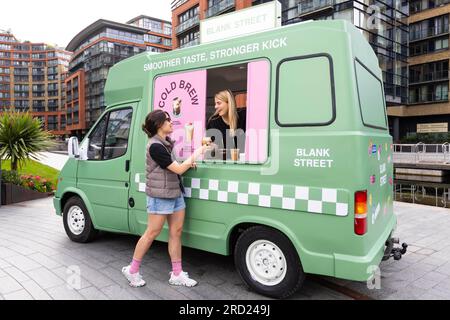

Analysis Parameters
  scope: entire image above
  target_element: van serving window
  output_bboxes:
[275,54,336,127]
[354,59,387,130]
[153,59,270,164]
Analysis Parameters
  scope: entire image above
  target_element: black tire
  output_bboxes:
[63,196,98,243]
[234,226,305,299]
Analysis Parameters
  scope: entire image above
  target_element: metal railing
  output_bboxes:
[393,142,450,163]
[176,16,200,35]
[410,25,449,41]
[205,0,234,18]
[409,71,449,84]
[298,0,334,16]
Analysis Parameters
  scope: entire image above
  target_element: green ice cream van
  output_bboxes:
[54,20,407,298]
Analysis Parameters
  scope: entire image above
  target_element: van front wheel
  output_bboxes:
[63,197,98,243]
[234,226,305,299]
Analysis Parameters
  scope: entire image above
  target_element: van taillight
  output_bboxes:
[354,191,367,236]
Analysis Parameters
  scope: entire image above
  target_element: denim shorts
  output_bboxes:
[146,195,186,215]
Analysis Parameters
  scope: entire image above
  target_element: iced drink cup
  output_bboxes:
[185,123,194,143]
[231,149,239,161]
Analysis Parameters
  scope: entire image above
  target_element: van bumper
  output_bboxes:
[333,215,397,282]
[53,196,62,216]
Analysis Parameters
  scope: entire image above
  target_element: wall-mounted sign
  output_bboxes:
[417,123,448,133]
[200,1,282,44]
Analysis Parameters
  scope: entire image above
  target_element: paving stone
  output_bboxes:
[3,255,41,272]
[28,253,62,269]
[20,280,52,300]
[0,276,23,295]
[3,289,33,300]
[0,247,19,259]
[52,266,92,290]
[100,284,138,300]
[26,267,65,290]
[3,266,30,282]
[78,286,109,300]
[47,285,85,300]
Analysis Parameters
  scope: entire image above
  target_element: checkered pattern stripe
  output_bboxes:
[135,174,349,216]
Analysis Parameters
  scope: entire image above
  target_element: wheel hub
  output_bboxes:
[245,240,287,286]
[67,206,85,236]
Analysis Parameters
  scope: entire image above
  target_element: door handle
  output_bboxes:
[125,160,130,172]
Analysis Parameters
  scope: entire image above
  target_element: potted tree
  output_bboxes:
[0,112,55,205]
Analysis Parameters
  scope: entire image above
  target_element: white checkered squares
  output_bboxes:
[259,195,271,208]
[209,179,219,191]
[336,203,348,216]
[237,193,249,205]
[271,185,284,197]
[191,178,201,189]
[322,189,337,203]
[200,189,209,200]
[308,200,322,213]
[228,181,239,193]
[184,187,192,198]
[282,198,296,210]
[218,191,228,202]
[248,183,260,195]
[295,186,309,200]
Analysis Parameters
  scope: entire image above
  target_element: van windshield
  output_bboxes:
[355,60,387,130]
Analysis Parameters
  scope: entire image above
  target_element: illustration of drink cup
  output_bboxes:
[172,97,181,116]
[185,123,194,143]
[231,148,239,161]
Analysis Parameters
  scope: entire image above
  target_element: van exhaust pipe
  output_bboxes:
[382,237,408,261]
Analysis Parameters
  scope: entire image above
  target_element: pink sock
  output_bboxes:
[172,261,182,276]
[129,258,141,274]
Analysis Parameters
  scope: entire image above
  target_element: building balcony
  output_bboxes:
[176,16,200,35]
[409,71,449,85]
[410,26,449,42]
[409,93,449,104]
[171,0,189,11]
[298,0,334,18]
[205,0,235,19]
[179,38,200,49]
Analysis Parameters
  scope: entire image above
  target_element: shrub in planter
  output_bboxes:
[1,170,54,205]
[1,170,22,185]
[20,174,55,193]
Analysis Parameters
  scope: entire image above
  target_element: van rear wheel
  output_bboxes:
[234,226,305,299]
[63,196,98,243]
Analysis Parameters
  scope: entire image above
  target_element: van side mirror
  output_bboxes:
[68,137,80,159]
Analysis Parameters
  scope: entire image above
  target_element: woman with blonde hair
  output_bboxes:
[206,89,246,159]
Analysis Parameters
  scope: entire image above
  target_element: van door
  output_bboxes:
[77,104,135,232]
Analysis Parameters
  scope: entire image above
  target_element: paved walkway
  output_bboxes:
[35,152,68,171]
[0,199,449,300]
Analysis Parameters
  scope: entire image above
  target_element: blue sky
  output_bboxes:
[0,0,172,49]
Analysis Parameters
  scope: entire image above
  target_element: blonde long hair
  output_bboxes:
[209,89,238,136]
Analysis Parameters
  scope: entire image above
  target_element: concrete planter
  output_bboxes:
[1,183,53,205]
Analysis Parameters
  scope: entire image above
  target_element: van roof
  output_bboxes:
[104,19,377,108]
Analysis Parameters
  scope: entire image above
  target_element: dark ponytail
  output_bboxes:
[142,110,170,138]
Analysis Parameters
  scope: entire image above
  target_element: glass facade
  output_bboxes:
[67,19,172,134]
[275,0,409,105]
[0,30,70,134]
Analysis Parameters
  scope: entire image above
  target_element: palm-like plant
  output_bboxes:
[0,112,55,171]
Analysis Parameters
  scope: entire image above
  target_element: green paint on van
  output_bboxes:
[54,20,396,287]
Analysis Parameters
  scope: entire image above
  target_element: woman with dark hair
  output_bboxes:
[122,109,207,288]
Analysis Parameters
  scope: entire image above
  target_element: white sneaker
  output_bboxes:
[122,265,146,288]
[169,271,198,287]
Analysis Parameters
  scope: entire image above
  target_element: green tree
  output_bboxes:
[0,112,55,171]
